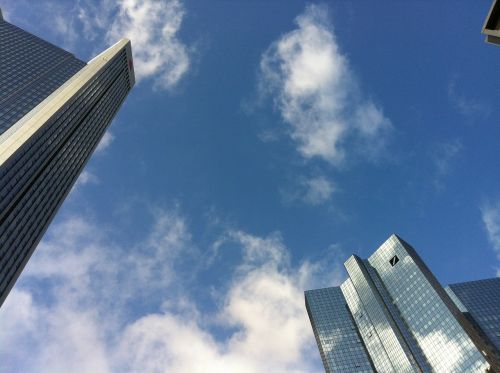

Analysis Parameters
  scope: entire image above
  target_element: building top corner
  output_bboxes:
[304,286,341,297]
[483,0,500,35]
[87,38,136,88]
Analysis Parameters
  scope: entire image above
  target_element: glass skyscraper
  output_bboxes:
[0,11,135,306]
[305,235,500,372]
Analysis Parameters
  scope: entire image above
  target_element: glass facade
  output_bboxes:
[340,279,395,373]
[0,16,135,306]
[306,235,498,372]
[0,18,86,134]
[305,286,375,373]
[345,255,418,373]
[448,278,500,353]
[369,236,490,372]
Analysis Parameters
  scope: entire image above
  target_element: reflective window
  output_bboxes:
[449,278,500,351]
[305,286,375,373]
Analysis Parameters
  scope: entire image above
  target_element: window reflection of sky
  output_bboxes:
[307,235,492,372]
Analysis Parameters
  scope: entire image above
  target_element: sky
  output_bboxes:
[0,0,499,372]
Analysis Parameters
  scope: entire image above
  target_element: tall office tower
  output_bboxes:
[0,11,135,306]
[305,235,500,373]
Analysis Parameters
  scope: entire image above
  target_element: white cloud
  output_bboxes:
[104,0,190,89]
[303,176,334,205]
[221,232,317,369]
[448,79,490,118]
[481,200,500,275]
[416,330,489,372]
[0,288,111,373]
[112,230,325,373]
[95,131,115,153]
[74,170,100,188]
[259,4,391,165]
[0,211,341,372]
[53,10,79,47]
[71,169,99,194]
[280,175,335,206]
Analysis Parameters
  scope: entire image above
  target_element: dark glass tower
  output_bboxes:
[0,12,135,306]
[305,235,500,372]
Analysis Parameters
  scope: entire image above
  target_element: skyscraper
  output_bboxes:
[0,11,135,306]
[482,0,500,45]
[305,235,500,372]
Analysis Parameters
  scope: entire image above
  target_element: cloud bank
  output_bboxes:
[0,209,341,372]
[259,4,391,165]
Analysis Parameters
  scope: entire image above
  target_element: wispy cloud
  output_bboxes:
[73,170,100,188]
[481,200,500,276]
[448,79,490,118]
[259,4,391,165]
[303,176,334,205]
[53,9,79,47]
[104,0,191,90]
[0,209,343,372]
[431,138,463,190]
[282,175,335,206]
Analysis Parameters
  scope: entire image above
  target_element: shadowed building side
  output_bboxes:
[483,0,500,45]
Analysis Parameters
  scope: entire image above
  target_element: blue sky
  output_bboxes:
[1,0,500,372]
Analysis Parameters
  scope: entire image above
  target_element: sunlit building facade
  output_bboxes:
[305,235,500,372]
[0,10,135,306]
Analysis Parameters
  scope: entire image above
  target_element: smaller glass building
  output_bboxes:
[305,235,500,372]
[447,278,500,358]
